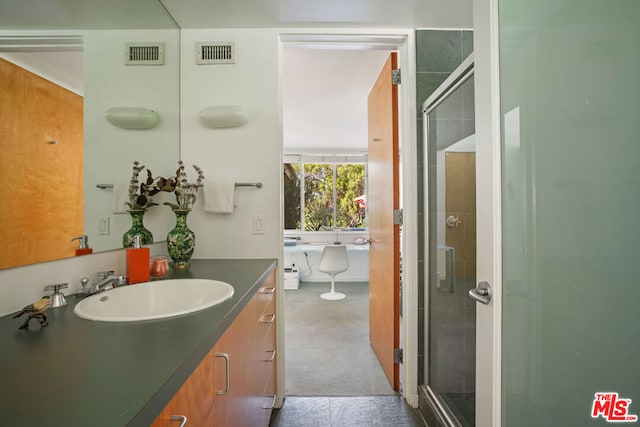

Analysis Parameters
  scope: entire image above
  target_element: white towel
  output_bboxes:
[203,181,236,214]
[112,183,129,214]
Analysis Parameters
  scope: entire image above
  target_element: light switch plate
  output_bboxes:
[97,216,110,235]
[252,215,265,235]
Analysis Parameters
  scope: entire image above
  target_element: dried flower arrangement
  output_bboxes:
[164,161,205,211]
[126,161,176,210]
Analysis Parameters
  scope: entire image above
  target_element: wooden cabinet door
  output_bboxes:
[151,351,215,426]
[214,296,258,427]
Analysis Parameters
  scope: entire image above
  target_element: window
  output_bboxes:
[283,157,366,231]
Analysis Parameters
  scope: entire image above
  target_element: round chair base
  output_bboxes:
[320,291,346,301]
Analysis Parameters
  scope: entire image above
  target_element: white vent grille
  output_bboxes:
[126,43,164,65]
[196,42,235,64]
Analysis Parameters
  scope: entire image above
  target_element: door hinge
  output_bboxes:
[392,68,401,85]
[393,208,403,225]
[394,348,403,364]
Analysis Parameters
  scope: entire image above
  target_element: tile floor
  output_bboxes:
[269,395,426,427]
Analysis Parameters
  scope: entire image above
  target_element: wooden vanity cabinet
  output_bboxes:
[151,270,277,427]
[150,350,216,426]
[214,270,277,427]
[256,272,277,426]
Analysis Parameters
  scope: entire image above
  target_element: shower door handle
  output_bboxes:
[469,281,492,305]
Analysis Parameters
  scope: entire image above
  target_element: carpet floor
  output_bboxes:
[284,281,395,396]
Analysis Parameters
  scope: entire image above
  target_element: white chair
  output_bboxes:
[317,245,349,300]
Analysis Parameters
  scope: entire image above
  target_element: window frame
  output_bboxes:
[283,154,368,233]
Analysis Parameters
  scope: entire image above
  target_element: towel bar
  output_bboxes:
[97,182,262,190]
[235,182,262,188]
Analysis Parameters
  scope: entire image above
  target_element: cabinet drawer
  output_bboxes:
[257,271,276,315]
[258,364,277,426]
[258,309,276,354]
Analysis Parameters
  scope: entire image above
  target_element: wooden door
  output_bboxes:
[367,52,400,390]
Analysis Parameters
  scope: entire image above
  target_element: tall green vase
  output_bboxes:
[167,209,195,269]
[122,209,153,248]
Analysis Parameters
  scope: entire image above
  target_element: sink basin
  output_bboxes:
[73,279,234,322]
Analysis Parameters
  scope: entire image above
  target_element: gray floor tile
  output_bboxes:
[270,397,331,427]
[270,396,425,427]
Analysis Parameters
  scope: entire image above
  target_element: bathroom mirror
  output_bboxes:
[0,0,180,270]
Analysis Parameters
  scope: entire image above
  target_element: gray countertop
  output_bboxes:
[0,258,277,427]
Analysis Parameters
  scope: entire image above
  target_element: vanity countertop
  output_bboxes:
[0,258,277,427]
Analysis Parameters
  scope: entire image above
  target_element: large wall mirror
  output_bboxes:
[0,0,180,270]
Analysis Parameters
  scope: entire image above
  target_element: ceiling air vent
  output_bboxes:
[196,42,235,64]
[125,42,164,65]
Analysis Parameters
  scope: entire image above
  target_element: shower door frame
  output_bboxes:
[421,50,501,427]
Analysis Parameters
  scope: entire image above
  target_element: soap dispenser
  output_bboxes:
[71,235,92,256]
[126,235,150,284]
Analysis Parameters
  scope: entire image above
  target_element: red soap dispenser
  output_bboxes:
[72,235,93,256]
[126,235,150,284]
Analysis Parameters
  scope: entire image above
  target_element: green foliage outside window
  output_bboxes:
[283,163,301,229]
[336,164,365,228]
[283,162,366,231]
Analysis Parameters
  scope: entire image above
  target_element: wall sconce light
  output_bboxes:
[199,105,248,128]
[105,107,159,130]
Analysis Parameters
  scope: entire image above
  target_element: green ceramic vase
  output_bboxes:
[167,209,195,269]
[122,209,153,248]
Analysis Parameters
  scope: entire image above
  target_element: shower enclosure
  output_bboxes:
[422,56,476,427]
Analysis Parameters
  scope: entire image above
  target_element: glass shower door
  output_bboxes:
[499,1,640,425]
[424,62,476,426]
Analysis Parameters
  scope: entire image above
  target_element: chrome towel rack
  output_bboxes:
[235,182,262,188]
[96,182,263,189]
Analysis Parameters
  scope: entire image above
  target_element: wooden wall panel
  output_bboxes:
[445,152,476,280]
[0,58,83,269]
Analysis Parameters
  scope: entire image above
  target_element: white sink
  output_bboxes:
[73,279,234,322]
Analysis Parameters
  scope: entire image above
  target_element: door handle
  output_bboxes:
[170,415,187,426]
[215,352,231,395]
[468,281,492,305]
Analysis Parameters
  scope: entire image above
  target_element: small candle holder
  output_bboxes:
[150,255,169,279]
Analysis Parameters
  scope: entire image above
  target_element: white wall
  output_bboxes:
[84,29,180,253]
[179,29,282,259]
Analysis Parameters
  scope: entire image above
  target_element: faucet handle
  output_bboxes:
[44,283,68,308]
[44,283,68,292]
[97,270,115,279]
[80,277,89,293]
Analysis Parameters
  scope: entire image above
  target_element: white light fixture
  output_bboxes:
[105,107,159,130]
[199,105,248,128]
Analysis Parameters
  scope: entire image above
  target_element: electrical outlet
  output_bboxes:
[252,215,265,235]
[97,216,110,235]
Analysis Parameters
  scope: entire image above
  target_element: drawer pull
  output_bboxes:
[170,415,187,426]
[259,287,276,294]
[262,349,276,362]
[260,313,276,323]
[215,352,230,395]
[262,394,277,409]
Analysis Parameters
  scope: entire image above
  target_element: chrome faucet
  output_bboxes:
[83,271,126,295]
